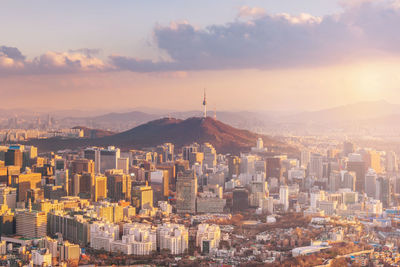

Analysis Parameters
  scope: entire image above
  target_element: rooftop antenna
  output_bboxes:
[203,88,207,118]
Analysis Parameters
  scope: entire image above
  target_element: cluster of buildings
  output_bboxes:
[0,129,399,265]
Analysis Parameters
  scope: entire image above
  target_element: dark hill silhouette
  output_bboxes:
[27,117,296,155]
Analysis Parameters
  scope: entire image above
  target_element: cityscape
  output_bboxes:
[2,1,400,266]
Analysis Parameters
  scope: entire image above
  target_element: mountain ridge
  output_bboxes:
[26,117,296,155]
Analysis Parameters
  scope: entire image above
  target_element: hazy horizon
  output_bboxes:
[0,99,398,116]
[2,0,400,111]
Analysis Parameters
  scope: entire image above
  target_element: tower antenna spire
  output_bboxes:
[202,88,207,118]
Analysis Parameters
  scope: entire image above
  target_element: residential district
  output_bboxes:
[0,137,399,266]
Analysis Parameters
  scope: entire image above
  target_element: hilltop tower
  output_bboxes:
[203,89,207,118]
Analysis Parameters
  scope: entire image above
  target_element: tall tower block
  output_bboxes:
[203,89,207,118]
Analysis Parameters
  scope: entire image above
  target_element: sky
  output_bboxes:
[1,0,400,112]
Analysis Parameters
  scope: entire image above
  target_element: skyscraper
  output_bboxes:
[343,141,355,156]
[176,170,197,214]
[329,171,341,192]
[386,151,398,173]
[70,158,95,174]
[279,185,289,211]
[376,177,391,208]
[131,184,153,211]
[347,159,366,193]
[84,147,101,174]
[93,175,107,202]
[342,171,356,191]
[5,147,22,168]
[300,150,310,169]
[202,143,217,169]
[232,187,249,212]
[266,157,282,179]
[106,170,131,202]
[12,171,42,202]
[309,154,323,179]
[16,205,47,238]
[100,146,120,173]
[365,168,377,198]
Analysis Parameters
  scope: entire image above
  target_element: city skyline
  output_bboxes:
[1,1,400,266]
[2,0,400,111]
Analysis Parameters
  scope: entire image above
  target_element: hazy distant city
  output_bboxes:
[3,0,400,266]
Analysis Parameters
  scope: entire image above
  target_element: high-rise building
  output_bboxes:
[249,181,268,207]
[343,141,355,156]
[83,147,101,173]
[55,169,69,195]
[376,177,391,208]
[196,224,220,254]
[0,212,15,236]
[182,143,200,161]
[5,148,22,168]
[26,188,44,203]
[106,170,131,202]
[12,171,42,202]
[182,143,203,166]
[228,156,240,178]
[0,185,17,209]
[69,158,95,174]
[117,158,129,174]
[279,185,289,211]
[309,154,323,179]
[54,158,66,171]
[47,212,90,246]
[95,202,124,223]
[266,157,282,179]
[310,189,324,209]
[386,151,398,173]
[157,223,188,255]
[93,175,107,202]
[363,150,382,174]
[329,171,341,192]
[78,173,94,199]
[347,160,366,193]
[15,205,47,238]
[365,168,377,198]
[156,143,174,163]
[131,184,153,211]
[300,150,310,169]
[232,187,249,212]
[260,196,274,214]
[100,146,120,173]
[202,143,217,168]
[176,170,197,214]
[43,184,66,200]
[59,241,81,263]
[341,171,356,191]
[114,223,156,255]
[240,155,256,175]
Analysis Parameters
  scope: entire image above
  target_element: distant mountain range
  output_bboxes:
[26,117,297,155]
[282,100,400,123]
[3,99,400,136]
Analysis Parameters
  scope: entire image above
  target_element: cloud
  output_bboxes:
[68,48,102,57]
[3,0,400,75]
[111,0,400,72]
[238,6,266,18]
[0,47,109,75]
[0,46,26,61]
